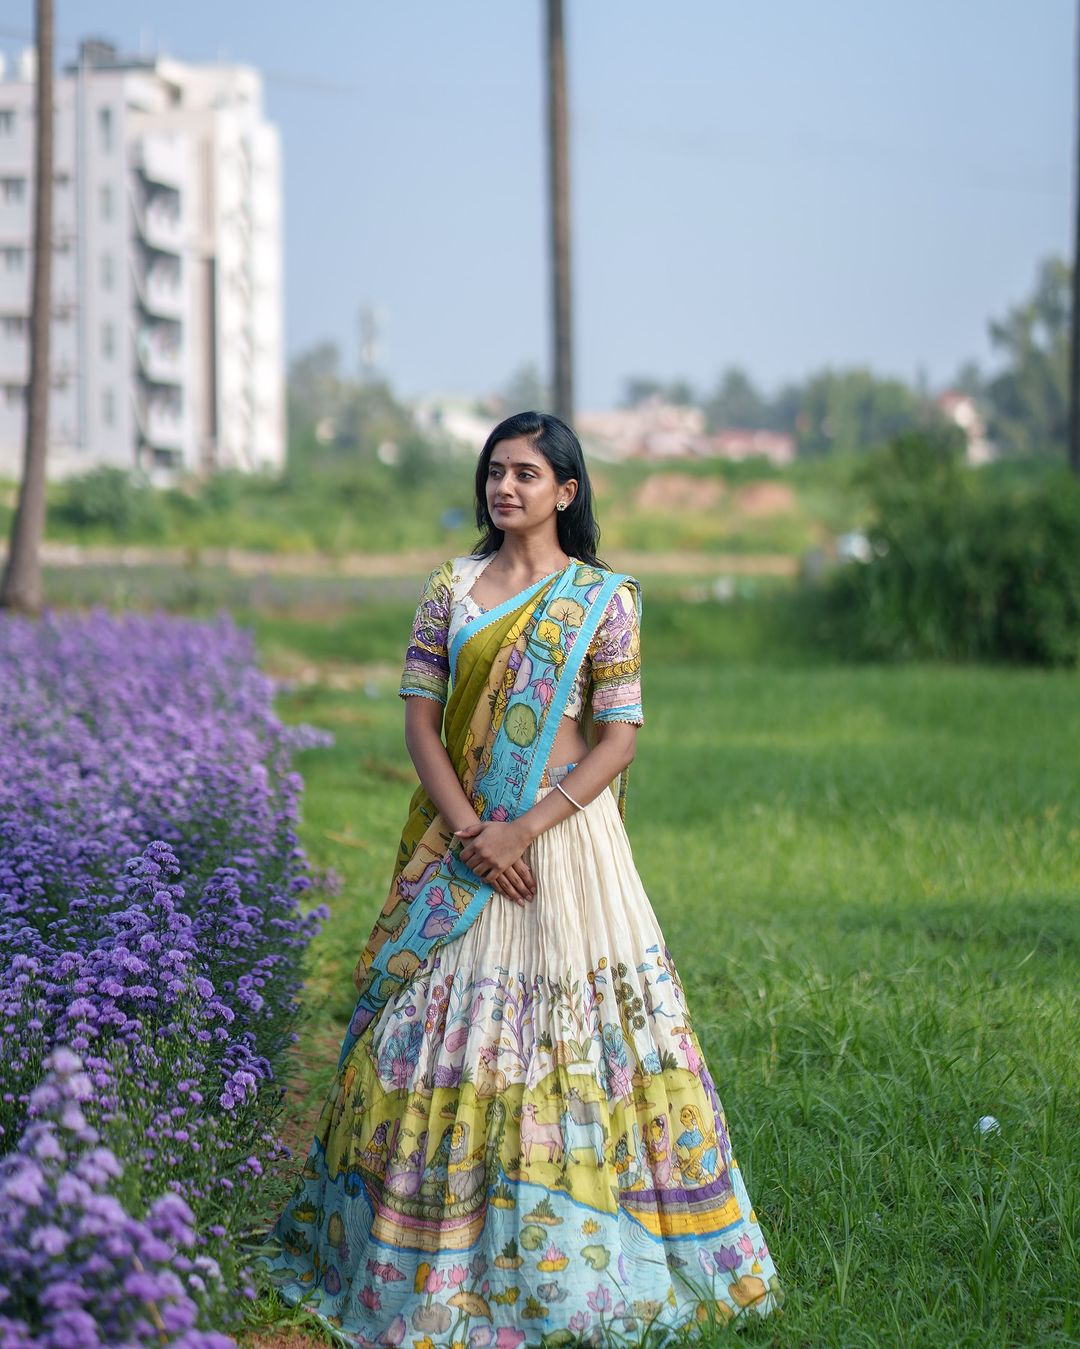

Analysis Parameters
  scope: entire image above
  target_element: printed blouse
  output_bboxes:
[399,556,643,725]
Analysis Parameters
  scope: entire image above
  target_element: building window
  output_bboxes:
[4,384,25,406]
[2,315,27,336]
[98,106,112,152]
[101,321,114,358]
[99,184,112,221]
[100,254,113,289]
[2,247,24,272]
[0,110,13,135]
[1,178,26,204]
[101,388,115,427]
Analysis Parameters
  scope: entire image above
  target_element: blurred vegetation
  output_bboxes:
[808,427,1080,666]
[1,256,1075,669]
[249,594,1080,1347]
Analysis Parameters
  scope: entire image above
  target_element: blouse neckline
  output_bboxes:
[460,553,576,616]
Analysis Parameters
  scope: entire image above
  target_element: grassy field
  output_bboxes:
[233,587,1080,1348]
[0,451,861,561]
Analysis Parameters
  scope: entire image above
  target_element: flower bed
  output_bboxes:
[0,610,330,1347]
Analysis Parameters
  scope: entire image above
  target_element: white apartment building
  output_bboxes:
[0,39,284,482]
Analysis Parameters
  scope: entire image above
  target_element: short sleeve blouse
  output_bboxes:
[399,558,643,726]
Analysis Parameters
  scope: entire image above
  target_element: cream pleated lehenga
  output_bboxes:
[262,778,782,1345]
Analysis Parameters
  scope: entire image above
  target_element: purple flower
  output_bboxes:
[587,1285,612,1314]
[2,1161,44,1207]
[30,1223,68,1255]
[0,612,328,1341]
[715,1243,742,1273]
[420,909,455,940]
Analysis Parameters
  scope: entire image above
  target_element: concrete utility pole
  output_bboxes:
[1071,0,1080,475]
[545,0,574,424]
[1,0,55,612]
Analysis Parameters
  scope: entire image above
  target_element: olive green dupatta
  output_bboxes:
[338,560,636,1067]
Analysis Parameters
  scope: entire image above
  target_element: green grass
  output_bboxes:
[244,592,1080,1347]
[2,449,860,561]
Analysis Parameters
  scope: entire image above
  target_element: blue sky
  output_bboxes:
[4,1,1074,407]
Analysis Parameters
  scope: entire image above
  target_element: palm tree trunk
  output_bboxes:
[545,0,574,424]
[1,0,55,613]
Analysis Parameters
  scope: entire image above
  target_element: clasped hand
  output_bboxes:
[455,820,535,906]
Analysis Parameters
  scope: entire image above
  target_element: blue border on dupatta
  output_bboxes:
[338,562,633,1068]
[518,568,627,808]
[448,565,564,686]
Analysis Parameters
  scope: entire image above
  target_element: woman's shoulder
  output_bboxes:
[418,555,490,605]
[423,555,481,582]
[605,574,641,617]
[447,555,490,590]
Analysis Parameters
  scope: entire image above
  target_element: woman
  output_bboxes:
[260,412,781,1343]
[675,1104,720,1184]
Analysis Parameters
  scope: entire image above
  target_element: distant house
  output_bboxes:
[578,397,794,465]
[577,399,705,461]
[936,390,992,466]
[413,396,500,453]
[703,429,795,466]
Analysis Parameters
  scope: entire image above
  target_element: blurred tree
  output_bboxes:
[704,366,769,430]
[501,362,550,411]
[665,378,695,406]
[950,359,986,399]
[286,341,345,440]
[2,0,54,614]
[796,368,927,456]
[620,376,698,408]
[986,257,1069,457]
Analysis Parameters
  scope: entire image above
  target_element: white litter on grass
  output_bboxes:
[975,1115,1000,1136]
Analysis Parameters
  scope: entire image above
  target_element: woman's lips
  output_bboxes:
[493,503,521,512]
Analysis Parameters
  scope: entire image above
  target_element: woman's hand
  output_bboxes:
[455,821,536,906]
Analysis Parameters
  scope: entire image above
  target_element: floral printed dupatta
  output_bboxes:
[338,561,636,1067]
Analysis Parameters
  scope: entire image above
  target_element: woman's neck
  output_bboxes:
[491,532,570,580]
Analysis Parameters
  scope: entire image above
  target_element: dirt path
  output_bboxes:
[11,541,798,578]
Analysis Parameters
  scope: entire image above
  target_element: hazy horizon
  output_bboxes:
[2,1,1073,408]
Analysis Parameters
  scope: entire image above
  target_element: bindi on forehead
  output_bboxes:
[489,451,549,472]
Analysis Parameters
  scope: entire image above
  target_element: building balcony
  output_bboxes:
[129,182,183,255]
[131,134,185,191]
[146,404,185,449]
[135,326,183,385]
[132,390,187,451]
[131,252,183,319]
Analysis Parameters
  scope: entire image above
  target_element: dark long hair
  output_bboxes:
[473,411,603,565]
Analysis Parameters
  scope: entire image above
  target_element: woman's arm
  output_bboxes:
[404,697,537,905]
[456,722,637,880]
[403,697,477,833]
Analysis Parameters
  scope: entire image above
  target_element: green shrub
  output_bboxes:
[815,429,1080,666]
[52,466,166,539]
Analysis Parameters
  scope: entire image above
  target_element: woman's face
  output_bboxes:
[485,436,576,537]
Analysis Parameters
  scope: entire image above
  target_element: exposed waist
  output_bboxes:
[538,761,578,789]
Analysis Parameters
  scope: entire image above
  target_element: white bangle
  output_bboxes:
[555,780,585,811]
